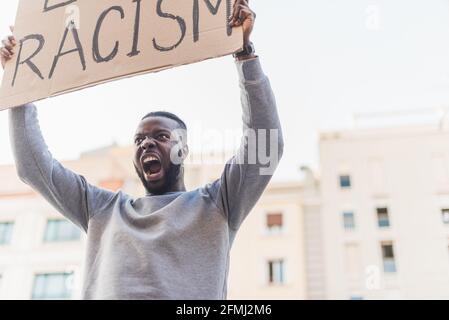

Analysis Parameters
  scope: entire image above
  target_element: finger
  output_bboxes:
[230,2,250,26]
[2,40,14,52]
[2,39,14,51]
[238,0,250,16]
[231,0,242,20]
[1,46,11,55]
[1,48,12,60]
[239,7,253,19]
[236,0,250,14]
[8,35,16,46]
[230,1,254,27]
[9,25,14,32]
[3,46,13,55]
[5,45,14,55]
[244,3,256,20]
[235,7,254,26]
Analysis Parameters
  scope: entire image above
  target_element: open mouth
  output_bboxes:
[141,154,163,182]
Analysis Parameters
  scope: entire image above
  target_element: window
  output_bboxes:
[267,260,284,285]
[339,175,351,189]
[377,207,390,228]
[381,242,397,273]
[343,212,355,230]
[266,213,283,234]
[442,209,449,225]
[32,272,73,300]
[44,219,81,242]
[0,222,14,245]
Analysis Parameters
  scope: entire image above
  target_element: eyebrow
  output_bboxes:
[134,129,171,138]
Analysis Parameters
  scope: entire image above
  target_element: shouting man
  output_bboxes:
[0,0,283,299]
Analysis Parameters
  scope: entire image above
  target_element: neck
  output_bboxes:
[169,176,187,193]
[145,168,186,195]
[169,163,186,193]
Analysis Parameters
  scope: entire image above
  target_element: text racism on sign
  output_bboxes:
[0,0,243,110]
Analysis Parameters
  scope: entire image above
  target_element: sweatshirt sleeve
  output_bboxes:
[205,57,284,232]
[9,104,118,232]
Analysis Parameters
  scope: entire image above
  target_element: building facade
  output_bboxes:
[320,123,449,299]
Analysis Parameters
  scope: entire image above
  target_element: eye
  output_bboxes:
[157,133,170,141]
[135,137,144,145]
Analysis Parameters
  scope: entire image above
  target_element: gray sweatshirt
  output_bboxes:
[9,58,283,300]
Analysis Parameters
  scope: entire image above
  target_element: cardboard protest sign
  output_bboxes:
[0,0,243,110]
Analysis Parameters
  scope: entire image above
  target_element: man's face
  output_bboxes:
[133,116,184,195]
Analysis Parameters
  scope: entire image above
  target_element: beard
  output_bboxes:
[135,162,182,196]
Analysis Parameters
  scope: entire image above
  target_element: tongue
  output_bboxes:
[149,162,162,174]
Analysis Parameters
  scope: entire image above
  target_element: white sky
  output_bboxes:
[1,0,449,182]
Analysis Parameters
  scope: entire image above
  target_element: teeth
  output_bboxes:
[143,156,158,163]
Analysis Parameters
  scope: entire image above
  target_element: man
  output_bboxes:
[1,0,283,299]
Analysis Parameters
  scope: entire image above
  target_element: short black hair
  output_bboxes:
[142,111,187,131]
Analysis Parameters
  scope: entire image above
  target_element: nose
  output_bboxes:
[141,136,156,151]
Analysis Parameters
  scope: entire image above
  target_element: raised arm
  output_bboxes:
[9,105,118,232]
[2,28,117,231]
[206,1,284,233]
[207,57,283,232]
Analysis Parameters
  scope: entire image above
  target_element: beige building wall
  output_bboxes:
[320,124,449,299]
[301,168,326,300]
[227,182,307,299]
[0,194,86,299]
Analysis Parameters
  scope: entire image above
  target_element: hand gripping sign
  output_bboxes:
[0,0,243,110]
